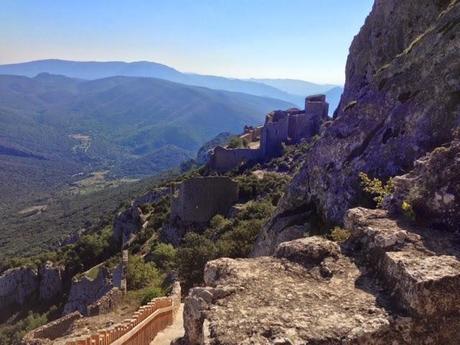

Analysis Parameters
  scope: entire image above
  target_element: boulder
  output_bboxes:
[274,236,340,267]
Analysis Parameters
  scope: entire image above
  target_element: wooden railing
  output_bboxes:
[65,283,181,345]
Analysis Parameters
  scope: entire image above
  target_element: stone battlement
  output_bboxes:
[207,94,329,172]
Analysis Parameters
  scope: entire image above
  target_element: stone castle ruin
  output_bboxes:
[208,94,329,172]
[170,176,239,223]
[163,176,239,244]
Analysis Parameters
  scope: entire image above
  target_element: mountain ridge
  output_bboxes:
[0,59,342,111]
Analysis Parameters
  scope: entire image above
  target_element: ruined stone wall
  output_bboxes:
[208,146,262,173]
[23,311,82,344]
[86,287,123,316]
[260,114,289,157]
[171,176,239,223]
[288,113,310,143]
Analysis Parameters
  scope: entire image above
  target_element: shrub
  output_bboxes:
[127,256,162,290]
[217,218,264,258]
[359,172,394,208]
[237,200,275,221]
[401,200,416,221]
[236,173,290,203]
[328,227,351,242]
[176,233,217,290]
[62,225,115,275]
[140,287,164,305]
[150,243,177,271]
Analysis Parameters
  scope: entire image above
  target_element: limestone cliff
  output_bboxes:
[0,262,63,318]
[253,0,460,256]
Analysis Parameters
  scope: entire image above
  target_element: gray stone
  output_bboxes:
[38,261,63,302]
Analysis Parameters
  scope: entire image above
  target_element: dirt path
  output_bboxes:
[151,303,184,345]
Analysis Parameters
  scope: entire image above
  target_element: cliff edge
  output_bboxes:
[253,0,460,256]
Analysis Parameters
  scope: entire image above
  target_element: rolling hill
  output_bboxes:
[0,73,293,227]
[0,60,343,110]
[0,60,300,104]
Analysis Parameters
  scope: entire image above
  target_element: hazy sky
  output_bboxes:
[1,0,374,84]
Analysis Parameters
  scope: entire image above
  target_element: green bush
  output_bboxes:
[176,233,217,290]
[62,225,116,275]
[401,200,416,221]
[150,243,177,271]
[236,173,290,203]
[0,310,49,345]
[217,218,265,258]
[127,256,162,290]
[176,198,275,290]
[359,172,394,208]
[140,287,165,305]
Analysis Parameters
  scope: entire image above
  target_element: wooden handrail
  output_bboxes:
[66,282,181,345]
[111,305,173,345]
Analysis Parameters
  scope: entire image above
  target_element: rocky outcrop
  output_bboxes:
[180,209,460,344]
[344,208,460,318]
[63,264,122,315]
[254,0,460,256]
[112,187,168,248]
[112,205,146,248]
[38,261,64,302]
[0,261,63,317]
[387,131,460,232]
[0,267,38,311]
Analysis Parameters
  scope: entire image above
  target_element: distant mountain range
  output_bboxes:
[0,73,293,209]
[0,59,343,113]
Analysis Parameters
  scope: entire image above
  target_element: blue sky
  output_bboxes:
[0,0,373,84]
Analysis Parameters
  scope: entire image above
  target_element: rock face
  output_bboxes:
[39,261,64,302]
[0,261,63,317]
[253,0,460,256]
[0,267,39,311]
[112,187,168,248]
[180,209,460,345]
[387,131,460,232]
[63,264,122,315]
[112,205,146,248]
